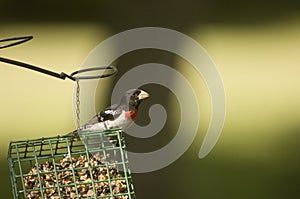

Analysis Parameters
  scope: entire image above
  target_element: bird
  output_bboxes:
[71,89,150,146]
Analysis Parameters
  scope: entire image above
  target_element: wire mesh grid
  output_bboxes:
[7,129,135,199]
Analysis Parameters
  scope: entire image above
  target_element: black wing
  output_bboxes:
[86,104,122,125]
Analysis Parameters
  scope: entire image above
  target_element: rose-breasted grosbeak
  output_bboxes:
[71,89,149,145]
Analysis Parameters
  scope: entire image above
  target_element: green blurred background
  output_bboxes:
[1,1,300,198]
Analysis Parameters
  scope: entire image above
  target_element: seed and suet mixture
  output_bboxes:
[24,153,130,199]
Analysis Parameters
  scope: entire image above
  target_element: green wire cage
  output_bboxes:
[7,129,135,199]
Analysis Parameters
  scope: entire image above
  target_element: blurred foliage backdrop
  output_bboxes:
[1,1,300,198]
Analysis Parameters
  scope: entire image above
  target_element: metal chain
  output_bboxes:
[75,78,81,134]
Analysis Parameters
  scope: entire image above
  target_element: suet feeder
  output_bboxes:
[7,129,135,199]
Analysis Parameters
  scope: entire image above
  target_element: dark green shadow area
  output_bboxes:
[132,127,300,199]
[0,161,12,198]
[1,0,300,30]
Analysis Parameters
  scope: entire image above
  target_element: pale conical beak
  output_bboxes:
[138,90,150,100]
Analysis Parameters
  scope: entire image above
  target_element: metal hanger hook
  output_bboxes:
[0,35,117,81]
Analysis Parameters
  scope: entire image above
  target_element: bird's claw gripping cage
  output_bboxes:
[7,129,135,199]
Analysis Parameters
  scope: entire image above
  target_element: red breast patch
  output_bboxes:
[125,110,138,120]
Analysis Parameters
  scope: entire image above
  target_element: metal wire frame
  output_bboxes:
[0,36,117,81]
[7,129,135,199]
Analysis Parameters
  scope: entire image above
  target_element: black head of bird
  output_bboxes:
[119,89,150,110]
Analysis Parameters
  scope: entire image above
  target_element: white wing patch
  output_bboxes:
[104,109,113,115]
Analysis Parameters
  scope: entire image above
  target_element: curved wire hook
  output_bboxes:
[70,66,118,80]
